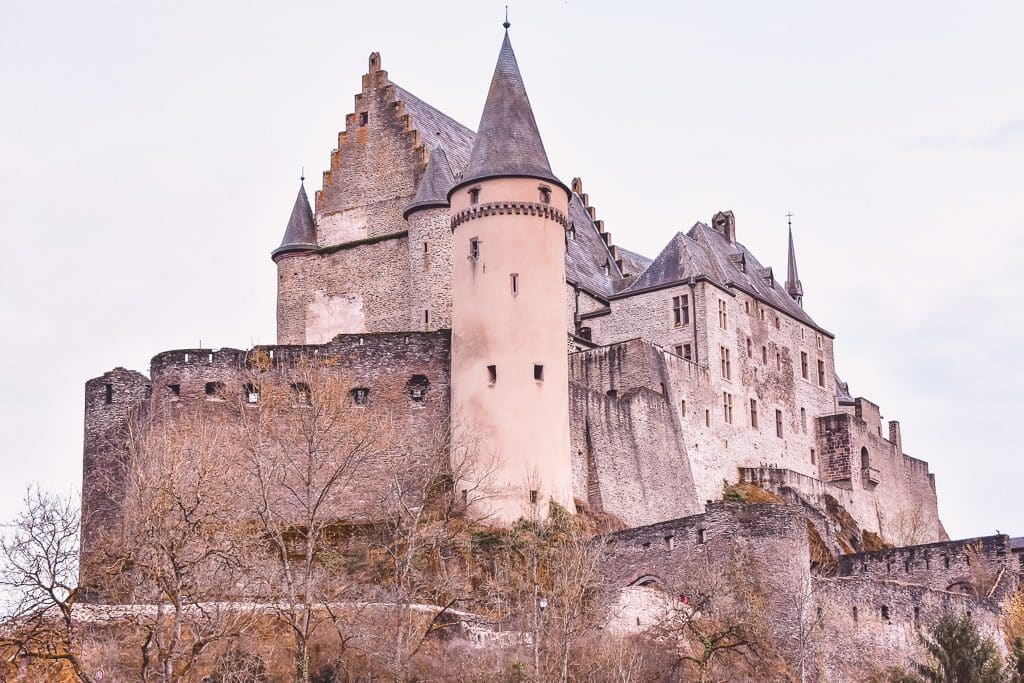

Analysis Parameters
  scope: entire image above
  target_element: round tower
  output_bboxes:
[449,30,573,523]
[272,179,318,344]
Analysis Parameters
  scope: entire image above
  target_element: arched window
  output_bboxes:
[861,446,870,469]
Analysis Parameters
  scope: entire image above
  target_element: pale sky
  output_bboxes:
[1,1,1021,540]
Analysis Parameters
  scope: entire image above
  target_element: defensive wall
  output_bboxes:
[81,331,452,600]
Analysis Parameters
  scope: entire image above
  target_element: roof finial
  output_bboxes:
[503,5,511,30]
[786,211,793,229]
[300,166,305,184]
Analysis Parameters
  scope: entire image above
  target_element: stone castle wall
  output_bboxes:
[276,234,412,343]
[82,332,452,601]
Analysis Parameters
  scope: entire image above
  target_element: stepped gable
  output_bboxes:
[404,145,456,218]
[272,182,317,261]
[454,31,567,194]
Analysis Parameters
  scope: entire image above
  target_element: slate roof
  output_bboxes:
[835,375,856,406]
[565,193,624,298]
[404,146,455,218]
[454,32,566,194]
[392,84,476,176]
[272,183,318,260]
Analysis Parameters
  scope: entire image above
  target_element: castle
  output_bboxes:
[79,28,1021,678]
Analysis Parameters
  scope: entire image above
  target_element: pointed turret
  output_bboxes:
[452,31,567,196]
[403,145,455,219]
[785,225,804,306]
[272,182,318,262]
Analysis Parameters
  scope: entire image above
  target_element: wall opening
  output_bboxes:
[775,409,783,437]
[243,383,259,405]
[861,446,870,469]
[292,382,312,406]
[406,375,430,402]
[205,381,224,399]
[358,111,368,126]
[350,387,370,406]
[469,237,480,260]
[606,389,617,398]
[538,185,552,204]
[534,364,544,381]
[168,384,180,398]
[487,365,497,385]
[468,187,480,205]
[529,490,538,504]
[104,383,113,404]
[511,273,519,296]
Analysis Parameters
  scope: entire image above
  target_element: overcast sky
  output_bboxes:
[1,1,1021,540]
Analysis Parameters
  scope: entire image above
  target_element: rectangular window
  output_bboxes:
[800,407,807,432]
[744,300,751,314]
[672,295,690,326]
[683,343,692,361]
[775,409,784,438]
[469,187,480,205]
[510,273,519,296]
[244,383,259,404]
[680,400,687,417]
[750,399,759,428]
[351,388,369,406]
[673,344,684,357]
[534,364,544,381]
[358,111,368,126]
[538,185,552,204]
[424,309,429,325]
[817,359,826,387]
[746,337,753,358]
[761,345,768,365]
[811,448,817,465]
[168,383,180,398]
[529,490,538,504]
[718,299,728,330]
[817,335,823,350]
[292,382,312,405]
[774,316,781,330]
[720,346,731,380]
[801,351,809,380]
[104,383,113,404]
[487,365,497,384]
[776,352,782,371]
[723,392,733,424]
[469,237,480,260]
[705,409,710,427]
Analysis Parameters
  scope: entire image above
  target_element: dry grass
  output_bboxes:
[722,482,785,505]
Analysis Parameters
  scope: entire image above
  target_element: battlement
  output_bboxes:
[837,535,1017,599]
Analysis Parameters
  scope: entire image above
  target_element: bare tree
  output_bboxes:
[236,352,388,683]
[646,546,788,683]
[100,405,255,682]
[367,418,500,681]
[0,488,94,682]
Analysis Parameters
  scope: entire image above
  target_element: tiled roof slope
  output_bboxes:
[565,194,625,298]
[620,222,830,336]
[392,84,475,176]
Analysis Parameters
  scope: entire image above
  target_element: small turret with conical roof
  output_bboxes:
[272,181,318,262]
[450,26,574,524]
[405,146,457,330]
[404,145,455,219]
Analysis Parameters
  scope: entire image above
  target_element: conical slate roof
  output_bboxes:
[404,145,456,218]
[785,226,803,303]
[272,182,318,261]
[452,31,567,196]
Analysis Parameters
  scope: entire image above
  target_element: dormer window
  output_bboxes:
[538,185,552,204]
[568,223,576,240]
[468,187,481,205]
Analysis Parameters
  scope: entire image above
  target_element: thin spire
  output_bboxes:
[452,30,567,196]
[272,181,317,261]
[785,212,804,306]
[503,5,510,29]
